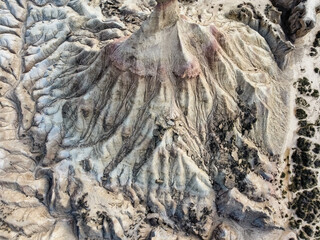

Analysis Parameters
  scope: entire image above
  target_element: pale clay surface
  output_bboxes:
[0,0,319,239]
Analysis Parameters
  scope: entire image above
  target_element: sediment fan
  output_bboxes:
[1,0,316,239]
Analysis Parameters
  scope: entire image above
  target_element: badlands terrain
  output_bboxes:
[0,0,319,239]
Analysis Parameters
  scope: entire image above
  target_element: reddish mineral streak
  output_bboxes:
[174,59,201,79]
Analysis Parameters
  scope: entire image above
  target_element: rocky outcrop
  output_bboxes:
[227,3,294,69]
[272,0,320,40]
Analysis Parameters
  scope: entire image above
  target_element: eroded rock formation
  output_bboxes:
[0,0,319,239]
[272,0,320,40]
[227,3,294,69]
